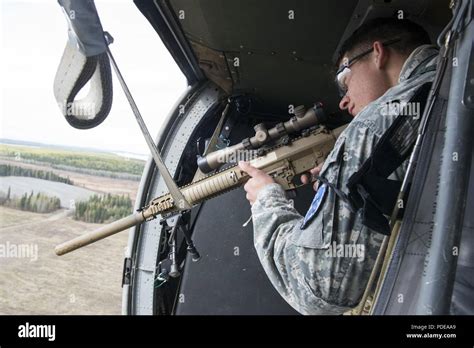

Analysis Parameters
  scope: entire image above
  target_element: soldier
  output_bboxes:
[239,18,438,314]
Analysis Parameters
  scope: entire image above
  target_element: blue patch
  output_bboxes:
[300,183,327,229]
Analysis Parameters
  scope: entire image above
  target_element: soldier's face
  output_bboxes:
[337,43,393,117]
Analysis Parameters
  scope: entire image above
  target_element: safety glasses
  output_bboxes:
[335,38,401,97]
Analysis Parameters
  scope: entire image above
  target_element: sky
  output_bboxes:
[0,0,187,155]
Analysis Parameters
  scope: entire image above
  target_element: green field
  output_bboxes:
[0,145,145,176]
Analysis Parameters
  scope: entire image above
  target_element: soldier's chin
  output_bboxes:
[351,104,368,117]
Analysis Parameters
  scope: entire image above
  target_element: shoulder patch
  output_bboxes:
[300,183,327,229]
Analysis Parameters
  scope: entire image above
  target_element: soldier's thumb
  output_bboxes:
[239,161,259,177]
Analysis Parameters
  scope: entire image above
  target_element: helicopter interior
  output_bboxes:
[124,0,469,315]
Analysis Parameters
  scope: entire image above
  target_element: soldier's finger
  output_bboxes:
[301,173,309,184]
[244,178,259,193]
[239,161,262,178]
[310,166,321,176]
[313,181,319,191]
[243,181,250,192]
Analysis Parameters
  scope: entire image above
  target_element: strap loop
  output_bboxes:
[54,40,113,129]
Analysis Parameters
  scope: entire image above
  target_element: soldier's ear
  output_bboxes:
[372,41,388,70]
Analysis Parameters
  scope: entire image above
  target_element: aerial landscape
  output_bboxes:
[0,140,145,314]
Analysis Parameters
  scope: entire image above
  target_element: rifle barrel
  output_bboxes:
[54,212,145,256]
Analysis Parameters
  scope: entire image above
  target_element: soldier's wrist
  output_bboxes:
[253,183,285,209]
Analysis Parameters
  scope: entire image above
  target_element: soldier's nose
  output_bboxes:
[339,95,350,111]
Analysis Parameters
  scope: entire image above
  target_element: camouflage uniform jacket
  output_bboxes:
[251,45,439,315]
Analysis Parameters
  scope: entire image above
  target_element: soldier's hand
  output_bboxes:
[300,162,324,191]
[239,161,275,205]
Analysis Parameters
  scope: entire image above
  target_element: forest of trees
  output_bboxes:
[73,193,133,223]
[0,145,145,176]
[0,189,61,214]
[0,164,74,185]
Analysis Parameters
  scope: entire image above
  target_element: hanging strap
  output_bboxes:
[53,0,113,129]
[54,42,113,129]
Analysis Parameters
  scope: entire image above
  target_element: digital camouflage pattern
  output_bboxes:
[251,45,439,315]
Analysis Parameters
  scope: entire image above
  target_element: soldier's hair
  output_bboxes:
[335,18,431,67]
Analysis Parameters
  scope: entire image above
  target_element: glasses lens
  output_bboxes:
[336,67,350,97]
